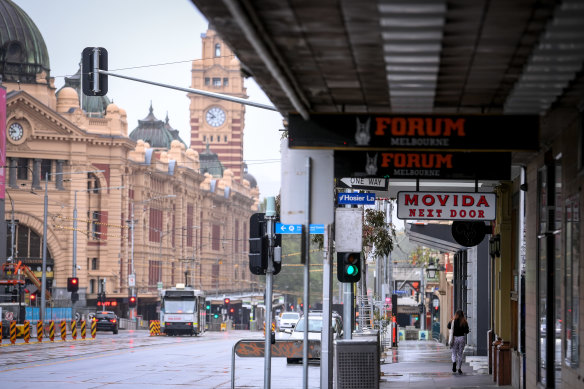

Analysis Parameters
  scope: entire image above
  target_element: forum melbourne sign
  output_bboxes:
[288,113,538,152]
[397,192,497,221]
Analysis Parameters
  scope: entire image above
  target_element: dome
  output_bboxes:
[199,142,224,178]
[242,163,257,188]
[106,102,119,114]
[129,104,186,149]
[59,66,112,117]
[56,86,79,113]
[0,0,51,84]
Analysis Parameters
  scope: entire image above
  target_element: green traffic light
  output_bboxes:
[346,265,358,275]
[214,314,219,319]
[206,305,211,310]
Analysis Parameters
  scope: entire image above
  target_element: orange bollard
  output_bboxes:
[71,320,77,340]
[23,321,30,343]
[80,320,86,339]
[60,320,67,341]
[91,319,97,339]
[48,320,55,342]
[10,321,16,345]
[37,321,43,342]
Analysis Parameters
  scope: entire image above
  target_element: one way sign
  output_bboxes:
[338,177,388,191]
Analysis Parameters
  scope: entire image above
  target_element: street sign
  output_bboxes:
[338,177,388,191]
[128,274,135,287]
[275,223,325,234]
[397,191,496,220]
[337,192,375,205]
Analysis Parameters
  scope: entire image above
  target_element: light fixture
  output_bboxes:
[426,259,437,279]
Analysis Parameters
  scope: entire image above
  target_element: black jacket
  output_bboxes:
[447,318,469,336]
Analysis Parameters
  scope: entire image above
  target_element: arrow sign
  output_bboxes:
[275,223,325,234]
[338,177,388,191]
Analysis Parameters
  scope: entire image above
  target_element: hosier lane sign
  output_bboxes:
[397,192,497,221]
[288,113,539,152]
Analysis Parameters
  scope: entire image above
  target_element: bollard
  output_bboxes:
[149,320,161,336]
[80,320,86,339]
[91,319,97,339]
[10,320,16,345]
[23,321,30,343]
[49,320,55,342]
[37,321,43,342]
[60,320,67,341]
[71,320,77,340]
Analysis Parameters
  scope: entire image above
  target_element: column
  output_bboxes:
[56,160,64,190]
[32,158,41,190]
[8,158,17,189]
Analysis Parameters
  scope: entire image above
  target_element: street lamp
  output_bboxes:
[426,259,437,279]
[41,169,104,324]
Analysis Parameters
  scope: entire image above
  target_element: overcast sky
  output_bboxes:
[14,0,283,199]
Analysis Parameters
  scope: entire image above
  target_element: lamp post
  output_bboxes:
[40,169,104,324]
[6,191,15,261]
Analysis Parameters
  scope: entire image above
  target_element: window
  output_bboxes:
[204,77,210,86]
[89,211,100,240]
[212,78,221,87]
[148,260,162,287]
[224,136,227,142]
[215,43,221,57]
[91,258,99,270]
[212,264,219,289]
[203,135,206,142]
[565,195,580,367]
[223,78,229,86]
[210,135,214,142]
[17,158,29,180]
[90,279,96,294]
[212,225,221,250]
[40,160,52,181]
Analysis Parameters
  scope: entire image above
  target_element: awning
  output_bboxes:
[406,223,465,253]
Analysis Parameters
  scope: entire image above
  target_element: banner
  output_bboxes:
[0,86,6,200]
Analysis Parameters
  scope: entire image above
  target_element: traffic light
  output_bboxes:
[67,277,79,292]
[337,252,361,283]
[248,213,281,275]
[206,304,211,310]
[82,47,108,96]
[129,296,137,308]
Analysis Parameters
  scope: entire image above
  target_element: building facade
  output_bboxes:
[0,0,260,321]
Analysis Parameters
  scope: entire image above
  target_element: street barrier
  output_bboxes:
[60,320,66,341]
[37,321,43,342]
[91,319,96,338]
[80,320,86,339]
[149,320,161,336]
[23,321,30,343]
[71,320,77,340]
[49,320,55,342]
[10,320,16,344]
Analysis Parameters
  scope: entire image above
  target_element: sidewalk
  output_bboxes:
[379,340,511,388]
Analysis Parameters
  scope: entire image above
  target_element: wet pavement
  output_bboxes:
[380,340,511,388]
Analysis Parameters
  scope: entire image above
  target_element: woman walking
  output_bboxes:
[447,310,469,374]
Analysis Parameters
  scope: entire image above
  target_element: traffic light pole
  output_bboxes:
[343,191,352,340]
[264,197,277,389]
[302,157,311,389]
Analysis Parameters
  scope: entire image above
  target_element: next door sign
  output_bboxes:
[397,192,496,221]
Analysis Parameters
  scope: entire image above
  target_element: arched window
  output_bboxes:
[215,43,221,57]
[6,224,53,268]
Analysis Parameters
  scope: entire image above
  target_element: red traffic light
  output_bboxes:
[30,293,36,301]
[230,308,234,313]
[67,277,79,292]
[129,296,137,308]
[224,298,230,305]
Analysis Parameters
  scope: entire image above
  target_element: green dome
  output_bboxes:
[199,142,224,178]
[129,104,187,149]
[0,0,50,84]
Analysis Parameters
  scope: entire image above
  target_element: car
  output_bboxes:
[286,313,343,364]
[93,311,119,334]
[278,311,301,332]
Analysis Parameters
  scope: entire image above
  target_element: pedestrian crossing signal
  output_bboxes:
[67,277,79,292]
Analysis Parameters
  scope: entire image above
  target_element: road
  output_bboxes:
[0,330,321,388]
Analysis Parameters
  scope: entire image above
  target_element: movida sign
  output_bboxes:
[397,192,496,221]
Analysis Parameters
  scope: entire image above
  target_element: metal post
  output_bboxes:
[420,268,425,331]
[73,192,77,277]
[264,196,276,389]
[41,173,48,324]
[321,225,333,389]
[343,190,352,340]
[302,157,311,389]
[130,202,135,320]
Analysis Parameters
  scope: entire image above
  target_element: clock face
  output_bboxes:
[8,123,24,141]
[205,107,226,127]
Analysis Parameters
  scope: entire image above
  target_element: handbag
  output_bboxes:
[448,320,454,347]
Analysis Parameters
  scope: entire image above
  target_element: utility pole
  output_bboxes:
[264,196,276,389]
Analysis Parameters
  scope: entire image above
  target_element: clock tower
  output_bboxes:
[189,28,247,181]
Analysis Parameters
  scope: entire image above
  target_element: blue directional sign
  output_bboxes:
[275,223,325,235]
[337,192,375,205]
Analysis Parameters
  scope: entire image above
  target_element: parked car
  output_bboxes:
[286,313,342,364]
[278,311,301,332]
[93,311,119,334]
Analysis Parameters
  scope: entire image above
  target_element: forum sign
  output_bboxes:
[397,192,496,221]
